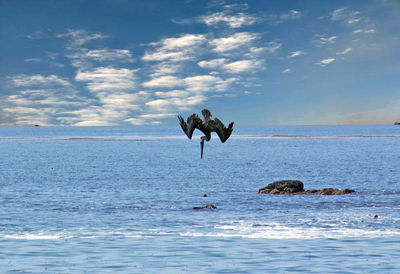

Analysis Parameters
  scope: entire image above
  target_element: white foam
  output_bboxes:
[4,233,67,240]
[179,221,400,239]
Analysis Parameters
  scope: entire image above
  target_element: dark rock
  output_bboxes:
[258,180,355,195]
[193,204,216,210]
[300,188,355,195]
[203,194,208,197]
[258,180,304,194]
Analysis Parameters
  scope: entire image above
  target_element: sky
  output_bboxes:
[1,0,399,126]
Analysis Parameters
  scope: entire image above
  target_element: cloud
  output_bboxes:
[210,32,259,52]
[317,58,335,66]
[223,59,263,73]
[148,62,182,77]
[198,58,227,69]
[56,29,108,46]
[142,34,207,62]
[243,42,282,59]
[313,35,337,46]
[348,18,360,24]
[10,74,72,87]
[145,94,207,113]
[184,75,236,92]
[288,50,306,58]
[199,58,263,74]
[75,67,137,92]
[330,8,361,24]
[60,91,150,126]
[336,47,353,55]
[266,10,302,25]
[199,11,259,28]
[66,48,134,70]
[282,68,291,73]
[85,49,133,62]
[142,75,184,88]
[26,31,46,40]
[3,74,91,126]
[155,90,190,98]
[353,28,376,34]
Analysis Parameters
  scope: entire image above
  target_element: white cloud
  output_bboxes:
[313,35,337,46]
[146,95,207,112]
[60,91,150,126]
[288,50,306,58]
[336,47,353,55]
[353,28,376,34]
[56,29,108,46]
[210,32,259,52]
[282,68,291,73]
[184,75,236,92]
[200,11,258,28]
[75,67,137,92]
[3,75,92,126]
[155,90,190,98]
[199,58,263,74]
[317,58,335,66]
[330,8,361,24]
[348,18,360,24]
[142,34,207,62]
[142,75,183,88]
[223,59,262,73]
[149,62,182,77]
[198,58,227,69]
[10,74,72,87]
[66,48,134,70]
[142,74,236,92]
[85,49,133,62]
[266,10,302,25]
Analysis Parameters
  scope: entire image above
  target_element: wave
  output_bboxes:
[3,222,399,241]
[180,221,400,240]
[3,232,69,240]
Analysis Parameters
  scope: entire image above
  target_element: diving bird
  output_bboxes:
[178,109,234,159]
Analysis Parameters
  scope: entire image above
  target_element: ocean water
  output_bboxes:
[0,125,399,273]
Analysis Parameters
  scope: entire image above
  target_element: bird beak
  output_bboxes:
[200,139,204,159]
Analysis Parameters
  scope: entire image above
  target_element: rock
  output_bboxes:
[394,122,400,125]
[258,180,304,194]
[314,188,355,195]
[203,194,208,197]
[193,204,217,210]
[258,180,355,195]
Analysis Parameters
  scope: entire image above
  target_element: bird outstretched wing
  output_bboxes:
[212,118,234,143]
[178,114,208,139]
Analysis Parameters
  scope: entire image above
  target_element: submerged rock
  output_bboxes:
[193,204,217,210]
[304,188,355,195]
[258,180,355,195]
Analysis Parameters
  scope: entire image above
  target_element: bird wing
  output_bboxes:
[178,114,206,139]
[212,118,234,143]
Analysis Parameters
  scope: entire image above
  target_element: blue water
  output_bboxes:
[0,125,399,273]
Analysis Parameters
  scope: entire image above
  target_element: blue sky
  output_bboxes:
[1,0,399,126]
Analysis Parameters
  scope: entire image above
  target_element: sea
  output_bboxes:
[0,125,399,273]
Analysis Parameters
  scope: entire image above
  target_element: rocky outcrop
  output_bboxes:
[258,180,304,194]
[258,180,355,195]
[303,188,355,195]
[193,204,217,210]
